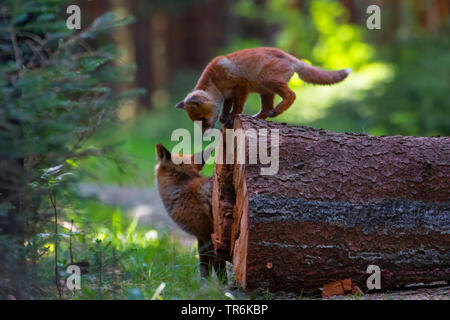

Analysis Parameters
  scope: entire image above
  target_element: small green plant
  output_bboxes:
[33,202,235,300]
[297,288,304,300]
[265,288,274,300]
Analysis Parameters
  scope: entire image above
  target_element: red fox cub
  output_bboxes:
[155,143,217,278]
[175,47,351,132]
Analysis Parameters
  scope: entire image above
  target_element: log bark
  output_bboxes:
[212,115,450,293]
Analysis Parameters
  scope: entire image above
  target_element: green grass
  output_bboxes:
[35,202,238,300]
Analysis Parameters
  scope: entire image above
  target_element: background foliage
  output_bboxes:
[0,0,139,298]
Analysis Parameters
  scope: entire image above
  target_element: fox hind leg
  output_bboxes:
[254,93,274,119]
[265,80,296,118]
[258,59,296,118]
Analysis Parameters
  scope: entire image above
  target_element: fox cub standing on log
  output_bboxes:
[155,143,217,278]
[176,47,351,132]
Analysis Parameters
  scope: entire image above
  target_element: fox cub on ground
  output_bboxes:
[155,143,217,278]
[175,47,351,132]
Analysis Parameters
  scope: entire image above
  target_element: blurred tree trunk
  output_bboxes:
[0,119,28,299]
[178,6,209,68]
[165,0,231,79]
[0,124,23,237]
[133,3,154,110]
[80,0,110,17]
[340,0,357,23]
[425,0,441,34]
[152,13,168,89]
[223,0,239,47]
[165,12,181,80]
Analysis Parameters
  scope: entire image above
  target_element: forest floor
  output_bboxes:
[80,184,449,300]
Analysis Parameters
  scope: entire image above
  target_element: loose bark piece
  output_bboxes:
[322,279,362,298]
[322,280,346,298]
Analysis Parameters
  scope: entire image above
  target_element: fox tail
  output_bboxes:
[294,60,351,85]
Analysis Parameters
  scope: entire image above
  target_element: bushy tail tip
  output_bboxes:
[296,61,352,85]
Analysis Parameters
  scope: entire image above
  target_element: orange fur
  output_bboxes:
[175,47,351,131]
[155,143,217,277]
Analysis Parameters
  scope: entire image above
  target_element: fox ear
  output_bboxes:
[175,101,185,109]
[191,147,214,171]
[156,144,171,162]
[186,95,202,106]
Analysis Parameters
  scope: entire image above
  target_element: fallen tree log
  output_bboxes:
[212,115,450,293]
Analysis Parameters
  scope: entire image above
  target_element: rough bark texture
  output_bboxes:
[212,115,450,293]
[211,146,235,269]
